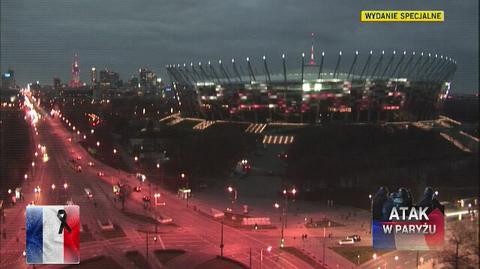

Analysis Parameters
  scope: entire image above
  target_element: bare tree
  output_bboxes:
[440,220,479,269]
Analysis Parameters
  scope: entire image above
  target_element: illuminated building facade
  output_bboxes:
[1,69,16,89]
[91,67,97,85]
[68,54,83,88]
[167,49,456,123]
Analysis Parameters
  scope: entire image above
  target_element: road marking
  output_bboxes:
[157,234,166,249]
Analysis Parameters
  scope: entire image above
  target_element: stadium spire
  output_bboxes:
[309,32,315,65]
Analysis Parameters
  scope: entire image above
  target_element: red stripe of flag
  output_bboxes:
[64,205,80,264]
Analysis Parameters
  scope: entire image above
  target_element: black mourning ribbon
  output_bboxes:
[57,209,72,234]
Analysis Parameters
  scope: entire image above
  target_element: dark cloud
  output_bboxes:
[1,0,478,93]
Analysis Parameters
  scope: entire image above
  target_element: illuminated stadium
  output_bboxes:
[166,45,457,124]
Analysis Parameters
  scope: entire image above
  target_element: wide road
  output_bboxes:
[0,98,315,269]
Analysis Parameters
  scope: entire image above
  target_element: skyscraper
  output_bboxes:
[68,54,83,88]
[1,68,16,89]
[91,67,97,85]
[139,68,157,88]
[99,69,120,87]
[53,77,62,90]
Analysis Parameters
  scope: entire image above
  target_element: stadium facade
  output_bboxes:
[166,49,456,124]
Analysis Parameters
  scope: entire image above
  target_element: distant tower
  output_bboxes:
[309,33,315,65]
[53,77,62,90]
[91,67,97,85]
[68,53,82,88]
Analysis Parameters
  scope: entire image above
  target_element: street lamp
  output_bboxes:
[51,184,56,190]
[96,141,100,147]
[227,186,238,211]
[260,246,273,269]
[154,193,161,232]
[283,187,297,228]
[113,148,117,154]
[274,202,285,248]
[64,183,68,190]
[90,129,94,134]
[180,173,189,207]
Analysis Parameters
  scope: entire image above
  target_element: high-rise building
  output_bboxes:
[129,76,139,87]
[91,67,97,85]
[53,77,62,90]
[68,54,83,88]
[1,68,16,89]
[139,68,157,88]
[99,69,120,87]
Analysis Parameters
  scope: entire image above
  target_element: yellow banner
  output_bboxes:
[360,10,444,22]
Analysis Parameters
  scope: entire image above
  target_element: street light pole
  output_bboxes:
[146,231,149,266]
[220,220,224,257]
[249,247,252,269]
[369,194,373,234]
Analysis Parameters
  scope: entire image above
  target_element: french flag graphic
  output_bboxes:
[372,208,444,250]
[26,205,80,264]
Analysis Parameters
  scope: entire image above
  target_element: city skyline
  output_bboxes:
[1,0,478,93]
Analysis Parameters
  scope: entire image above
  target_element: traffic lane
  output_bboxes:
[49,116,315,269]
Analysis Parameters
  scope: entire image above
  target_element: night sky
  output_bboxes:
[1,0,478,93]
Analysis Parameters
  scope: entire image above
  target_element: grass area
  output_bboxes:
[62,256,123,269]
[196,256,249,269]
[283,247,326,269]
[330,246,390,265]
[154,249,186,264]
[305,218,343,229]
[101,224,126,239]
[123,211,158,224]
[0,109,33,199]
[78,141,133,173]
[125,250,152,269]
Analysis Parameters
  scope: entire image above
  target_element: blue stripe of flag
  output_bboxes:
[372,220,396,250]
[26,206,43,264]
